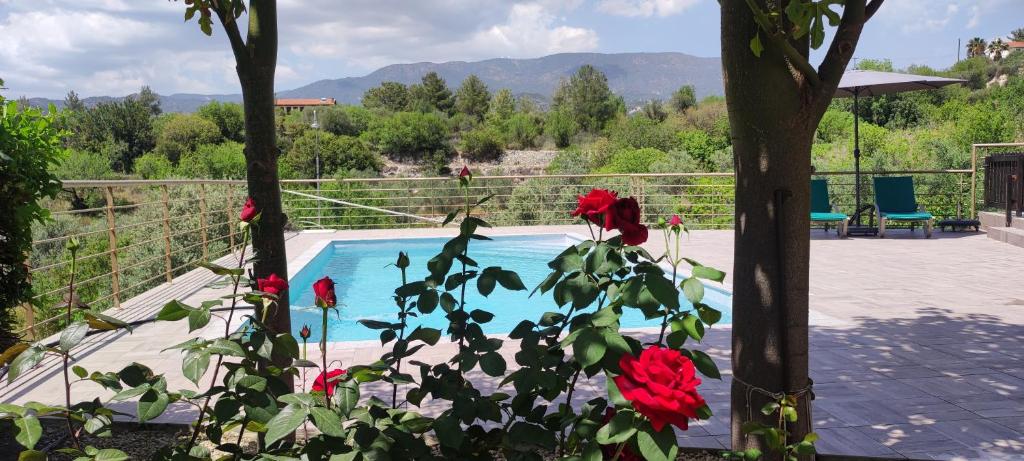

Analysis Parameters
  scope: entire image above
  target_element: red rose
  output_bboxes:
[600,409,644,461]
[668,214,683,228]
[311,369,347,397]
[239,197,258,223]
[459,166,471,178]
[613,346,705,432]
[605,197,648,245]
[257,273,288,296]
[299,325,311,340]
[313,276,336,307]
[572,189,618,225]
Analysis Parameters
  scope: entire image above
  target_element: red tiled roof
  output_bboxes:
[1009,41,1024,49]
[274,98,337,106]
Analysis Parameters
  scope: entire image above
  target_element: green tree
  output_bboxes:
[1010,28,1024,42]
[670,85,697,112]
[154,113,222,164]
[362,81,410,112]
[197,101,245,142]
[504,112,543,149]
[67,97,155,172]
[640,99,668,122]
[552,64,620,132]
[0,99,65,350]
[362,111,452,159]
[455,74,490,121]
[488,88,516,122]
[721,1,882,456]
[966,37,987,58]
[545,109,578,148]
[408,71,454,114]
[282,130,382,177]
[63,90,85,112]
[137,85,162,116]
[989,38,1010,62]
[459,126,504,160]
[134,152,175,179]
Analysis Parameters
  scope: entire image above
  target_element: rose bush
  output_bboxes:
[0,183,761,461]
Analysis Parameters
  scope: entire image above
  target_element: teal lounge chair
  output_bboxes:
[811,179,848,238]
[873,176,933,238]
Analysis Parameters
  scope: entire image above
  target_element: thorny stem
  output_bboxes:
[657,228,680,345]
[186,229,250,451]
[456,184,471,371]
[392,264,408,409]
[610,441,627,461]
[233,416,248,460]
[63,247,80,449]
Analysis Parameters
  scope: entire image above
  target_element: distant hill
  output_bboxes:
[28,52,723,112]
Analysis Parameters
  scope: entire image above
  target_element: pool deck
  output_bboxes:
[3,226,1024,460]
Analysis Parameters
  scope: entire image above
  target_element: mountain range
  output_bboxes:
[28,52,724,113]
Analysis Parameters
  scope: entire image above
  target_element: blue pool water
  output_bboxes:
[288,234,731,342]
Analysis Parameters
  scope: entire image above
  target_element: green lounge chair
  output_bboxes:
[810,179,848,238]
[873,176,933,238]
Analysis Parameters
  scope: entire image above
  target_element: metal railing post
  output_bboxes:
[199,184,209,261]
[226,190,235,251]
[970,144,977,219]
[104,187,121,308]
[160,185,173,283]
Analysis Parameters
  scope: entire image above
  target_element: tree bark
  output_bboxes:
[721,1,814,456]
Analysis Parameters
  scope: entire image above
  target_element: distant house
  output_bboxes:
[274,97,336,113]
[1010,41,1024,51]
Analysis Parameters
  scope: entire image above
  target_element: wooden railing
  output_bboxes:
[21,170,976,339]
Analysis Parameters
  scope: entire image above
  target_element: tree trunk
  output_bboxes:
[721,2,815,456]
[235,0,292,387]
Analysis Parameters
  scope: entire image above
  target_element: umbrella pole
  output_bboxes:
[853,90,861,226]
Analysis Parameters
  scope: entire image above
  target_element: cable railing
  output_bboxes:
[19,170,976,340]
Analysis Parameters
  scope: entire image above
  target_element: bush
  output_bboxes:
[196,101,245,142]
[282,131,383,178]
[605,116,678,151]
[362,111,452,160]
[134,152,175,179]
[154,113,222,163]
[545,110,578,148]
[596,147,668,173]
[0,100,64,350]
[502,113,543,149]
[53,150,118,180]
[177,142,247,179]
[815,108,854,144]
[459,126,505,161]
[546,147,595,174]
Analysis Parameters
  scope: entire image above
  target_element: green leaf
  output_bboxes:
[646,275,679,310]
[13,415,42,449]
[433,414,465,448]
[681,314,704,342]
[199,262,244,276]
[358,319,397,330]
[334,379,360,417]
[595,410,636,444]
[496,270,526,291]
[469,309,494,323]
[689,350,721,379]
[637,425,678,461]
[137,389,169,423]
[417,289,438,313]
[93,448,130,461]
[84,312,132,332]
[309,407,344,437]
[479,352,506,377]
[7,345,44,383]
[590,306,620,327]
[72,365,88,379]
[549,245,582,272]
[691,265,725,283]
[0,403,26,417]
[182,350,210,385]
[264,404,308,446]
[681,278,704,304]
[59,321,89,352]
[477,271,496,296]
[187,308,211,333]
[696,304,722,326]
[156,300,192,321]
[407,327,441,346]
[207,338,246,357]
[573,328,606,368]
[17,450,45,461]
[750,33,764,57]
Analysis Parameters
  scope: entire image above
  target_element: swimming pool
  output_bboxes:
[288,234,731,342]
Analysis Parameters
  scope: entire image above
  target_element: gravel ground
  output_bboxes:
[383,149,559,177]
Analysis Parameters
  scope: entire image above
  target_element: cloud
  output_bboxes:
[596,0,700,18]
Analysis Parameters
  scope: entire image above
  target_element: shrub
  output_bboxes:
[362,111,452,160]
[459,126,505,161]
[546,147,596,174]
[196,101,245,142]
[502,112,543,149]
[134,152,175,179]
[545,110,578,148]
[670,85,697,112]
[0,100,64,350]
[640,100,668,122]
[815,108,854,144]
[177,142,247,179]
[282,131,383,178]
[606,116,678,151]
[53,150,118,180]
[318,105,372,137]
[597,147,668,173]
[154,113,222,163]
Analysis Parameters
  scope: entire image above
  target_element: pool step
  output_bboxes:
[987,225,1024,249]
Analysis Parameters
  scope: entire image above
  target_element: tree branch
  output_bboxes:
[211,0,250,67]
[865,0,884,21]
[744,0,821,86]
[816,0,870,88]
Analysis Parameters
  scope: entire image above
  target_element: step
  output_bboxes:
[978,211,1024,231]
[987,226,1024,249]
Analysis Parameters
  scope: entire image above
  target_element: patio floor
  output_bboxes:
[3,226,1023,460]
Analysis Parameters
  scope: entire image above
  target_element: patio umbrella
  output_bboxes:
[833,70,965,230]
